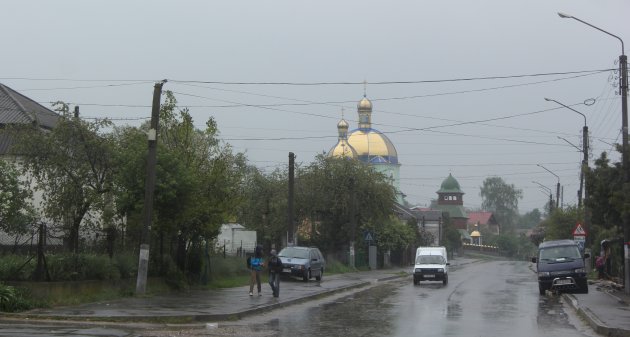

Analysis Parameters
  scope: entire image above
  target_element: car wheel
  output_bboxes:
[442,274,448,285]
[315,268,323,281]
[539,284,548,295]
[303,269,310,282]
[413,277,419,285]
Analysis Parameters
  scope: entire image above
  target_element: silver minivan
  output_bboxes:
[278,246,326,282]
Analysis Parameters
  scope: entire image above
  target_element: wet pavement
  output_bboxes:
[1,257,629,337]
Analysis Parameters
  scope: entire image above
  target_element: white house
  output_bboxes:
[215,223,257,256]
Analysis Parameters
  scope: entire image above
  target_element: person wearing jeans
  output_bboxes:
[267,249,283,297]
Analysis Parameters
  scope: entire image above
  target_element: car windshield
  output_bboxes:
[278,248,309,259]
[539,245,582,260]
[416,255,445,264]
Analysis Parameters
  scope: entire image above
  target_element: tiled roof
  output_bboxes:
[467,211,496,225]
[0,83,58,129]
[0,83,59,154]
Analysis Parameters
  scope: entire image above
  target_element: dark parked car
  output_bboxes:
[531,239,589,295]
[278,246,325,281]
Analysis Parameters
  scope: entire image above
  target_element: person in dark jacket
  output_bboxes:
[267,249,283,297]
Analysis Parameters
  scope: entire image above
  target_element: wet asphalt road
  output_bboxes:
[0,260,598,337]
[169,260,597,337]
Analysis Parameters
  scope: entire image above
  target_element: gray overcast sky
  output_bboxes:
[2,0,629,213]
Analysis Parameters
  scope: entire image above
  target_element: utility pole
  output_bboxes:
[557,10,629,295]
[136,81,166,295]
[287,152,295,246]
[349,177,356,268]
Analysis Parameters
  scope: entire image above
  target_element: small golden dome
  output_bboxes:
[337,119,349,129]
[328,141,358,159]
[358,97,372,111]
[470,230,481,237]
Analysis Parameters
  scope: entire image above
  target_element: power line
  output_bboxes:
[168,68,612,85]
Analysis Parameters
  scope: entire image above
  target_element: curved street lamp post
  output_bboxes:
[558,12,629,294]
[537,164,561,209]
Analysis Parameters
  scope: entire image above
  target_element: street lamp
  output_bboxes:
[537,164,561,209]
[545,98,588,208]
[533,181,554,212]
[558,11,629,295]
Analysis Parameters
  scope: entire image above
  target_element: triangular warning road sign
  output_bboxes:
[572,223,586,236]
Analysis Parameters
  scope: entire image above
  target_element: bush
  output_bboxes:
[0,283,39,312]
[0,255,35,281]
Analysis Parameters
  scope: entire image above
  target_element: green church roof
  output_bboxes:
[437,173,464,194]
[433,204,468,219]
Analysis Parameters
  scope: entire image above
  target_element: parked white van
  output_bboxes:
[413,246,449,285]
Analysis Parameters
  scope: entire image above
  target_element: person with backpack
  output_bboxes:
[267,249,283,297]
[249,245,264,296]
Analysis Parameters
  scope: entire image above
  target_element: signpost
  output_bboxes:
[573,223,587,253]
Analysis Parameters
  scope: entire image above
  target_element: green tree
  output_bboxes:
[9,103,116,253]
[113,92,247,275]
[238,166,287,250]
[294,156,397,253]
[518,208,542,229]
[540,206,580,241]
[0,160,36,239]
[480,177,523,233]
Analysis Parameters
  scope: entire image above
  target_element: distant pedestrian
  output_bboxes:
[249,245,264,296]
[268,249,283,297]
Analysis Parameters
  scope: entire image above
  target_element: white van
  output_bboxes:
[413,246,449,285]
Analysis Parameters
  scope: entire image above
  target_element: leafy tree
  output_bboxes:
[113,91,247,275]
[440,213,461,256]
[518,208,542,229]
[294,156,397,253]
[540,206,580,241]
[0,160,36,238]
[480,177,523,233]
[9,103,116,253]
[585,152,623,233]
[238,166,287,250]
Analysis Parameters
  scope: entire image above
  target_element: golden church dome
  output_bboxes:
[357,97,372,111]
[328,141,358,159]
[347,129,398,164]
[337,118,349,129]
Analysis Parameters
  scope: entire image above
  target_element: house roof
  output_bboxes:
[466,211,497,225]
[411,209,443,222]
[433,204,468,219]
[0,83,59,154]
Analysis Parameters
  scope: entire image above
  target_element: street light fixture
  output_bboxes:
[533,181,554,212]
[558,11,629,295]
[537,164,561,209]
[545,98,589,209]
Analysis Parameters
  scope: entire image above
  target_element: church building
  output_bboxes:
[327,94,403,203]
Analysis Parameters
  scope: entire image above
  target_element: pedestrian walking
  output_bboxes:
[249,245,264,296]
[268,249,283,297]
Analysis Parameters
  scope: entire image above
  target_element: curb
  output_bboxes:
[4,271,410,326]
[562,293,630,337]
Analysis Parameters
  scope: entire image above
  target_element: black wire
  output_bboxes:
[169,69,613,85]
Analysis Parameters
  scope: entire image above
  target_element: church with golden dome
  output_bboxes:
[327,94,403,203]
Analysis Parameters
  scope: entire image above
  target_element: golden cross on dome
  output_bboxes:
[363,80,367,97]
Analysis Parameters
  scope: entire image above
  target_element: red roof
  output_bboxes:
[467,211,495,225]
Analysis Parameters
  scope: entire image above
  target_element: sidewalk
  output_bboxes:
[563,280,630,337]
[2,265,419,324]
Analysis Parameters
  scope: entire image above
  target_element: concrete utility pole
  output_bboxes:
[546,98,590,243]
[287,152,295,246]
[558,11,629,295]
[349,177,356,268]
[136,81,166,295]
[537,164,560,209]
